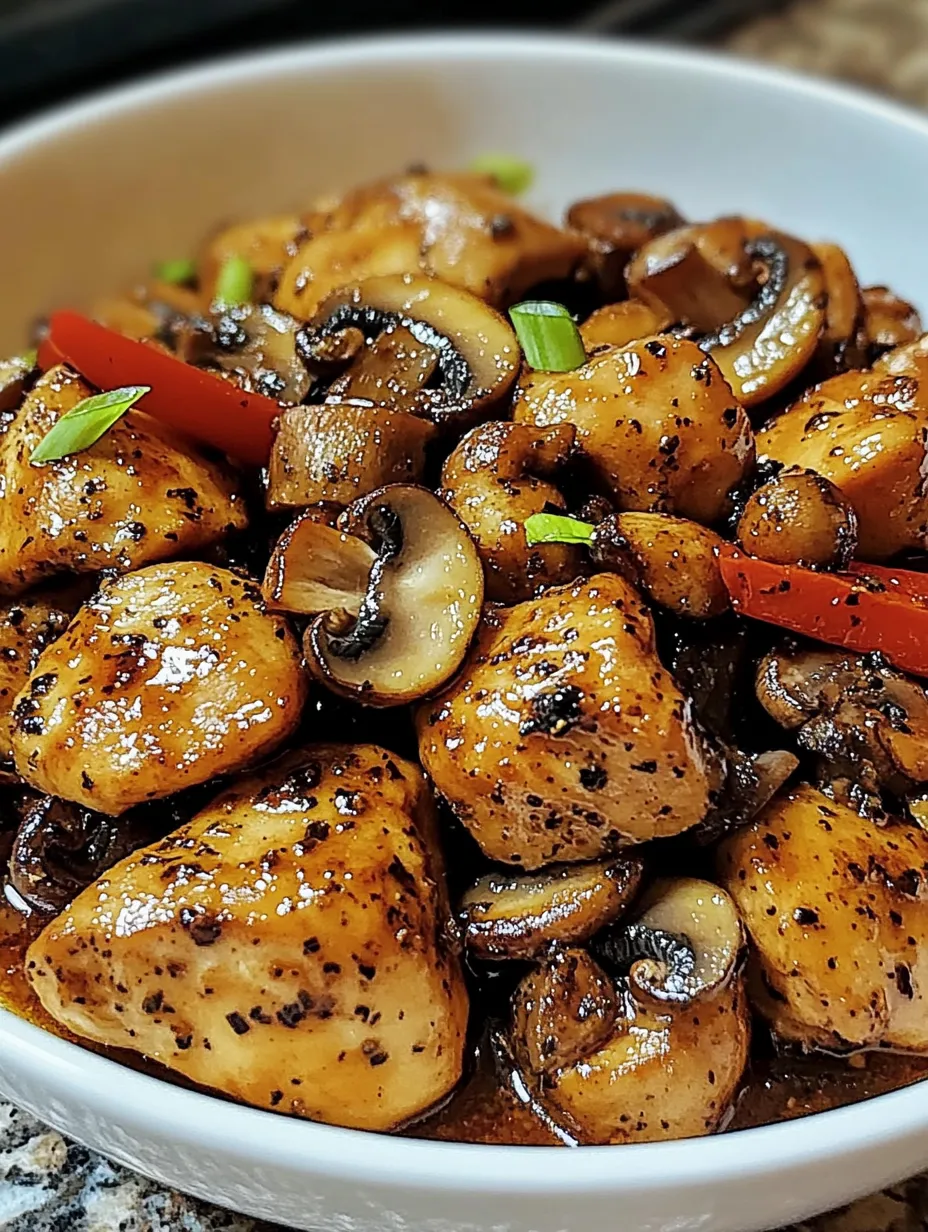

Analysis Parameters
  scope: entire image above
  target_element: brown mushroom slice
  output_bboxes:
[189,303,311,403]
[595,878,744,1007]
[298,275,519,431]
[625,225,751,332]
[579,300,671,352]
[862,285,923,358]
[327,323,438,411]
[298,485,483,706]
[511,947,619,1075]
[263,513,377,617]
[736,466,858,569]
[459,856,643,961]
[267,403,437,510]
[811,242,865,374]
[700,232,826,406]
[589,511,729,619]
[566,192,684,299]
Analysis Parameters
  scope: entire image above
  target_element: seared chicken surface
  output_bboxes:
[8,170,928,1148]
[27,743,468,1130]
[418,573,722,868]
[719,785,928,1051]
[0,366,246,594]
[12,562,306,814]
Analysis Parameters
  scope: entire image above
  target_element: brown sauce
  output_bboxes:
[5,901,926,1145]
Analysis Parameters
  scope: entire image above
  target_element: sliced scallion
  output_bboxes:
[470,153,534,196]
[509,301,586,372]
[154,257,197,286]
[214,255,254,307]
[524,512,595,548]
[30,385,150,464]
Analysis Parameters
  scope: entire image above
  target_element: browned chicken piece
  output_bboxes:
[417,573,722,868]
[0,595,77,763]
[440,420,583,604]
[26,743,469,1132]
[757,367,928,560]
[199,213,308,302]
[274,172,585,317]
[12,562,306,814]
[0,366,247,595]
[514,336,754,525]
[91,281,203,340]
[719,784,928,1052]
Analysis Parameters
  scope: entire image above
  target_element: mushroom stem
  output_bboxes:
[594,923,697,1005]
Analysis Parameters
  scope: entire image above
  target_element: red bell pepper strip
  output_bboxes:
[717,544,928,678]
[38,311,281,465]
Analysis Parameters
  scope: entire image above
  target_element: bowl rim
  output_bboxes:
[3,28,928,1196]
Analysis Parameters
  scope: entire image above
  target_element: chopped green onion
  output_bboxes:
[154,257,197,286]
[30,385,150,464]
[509,301,586,372]
[524,512,595,548]
[470,153,534,196]
[21,349,37,370]
[214,255,254,307]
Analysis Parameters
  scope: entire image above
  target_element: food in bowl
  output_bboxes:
[2,163,928,1148]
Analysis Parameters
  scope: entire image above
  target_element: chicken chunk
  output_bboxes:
[26,743,469,1131]
[718,784,928,1052]
[417,573,722,868]
[757,369,928,560]
[12,562,306,814]
[274,172,585,317]
[0,366,247,594]
[513,336,754,525]
[0,596,74,763]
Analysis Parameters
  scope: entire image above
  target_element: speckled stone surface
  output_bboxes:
[4,3,928,1229]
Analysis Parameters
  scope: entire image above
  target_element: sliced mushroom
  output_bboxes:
[296,275,519,431]
[693,746,800,847]
[440,420,582,604]
[579,300,672,353]
[327,323,439,411]
[589,511,729,619]
[811,242,866,375]
[176,303,311,403]
[625,220,753,332]
[863,286,923,360]
[566,191,685,299]
[458,856,643,961]
[756,643,928,803]
[699,231,826,406]
[594,878,744,1008]
[265,485,483,705]
[263,512,378,616]
[736,465,858,569]
[267,403,436,510]
[511,947,619,1075]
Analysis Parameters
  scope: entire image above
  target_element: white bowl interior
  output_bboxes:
[2,34,928,1232]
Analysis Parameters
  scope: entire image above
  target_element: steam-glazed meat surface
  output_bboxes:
[5,165,928,1148]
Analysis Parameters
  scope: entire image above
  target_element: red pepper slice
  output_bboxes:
[717,544,928,677]
[38,311,280,465]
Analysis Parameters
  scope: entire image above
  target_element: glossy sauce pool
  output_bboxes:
[4,901,928,1146]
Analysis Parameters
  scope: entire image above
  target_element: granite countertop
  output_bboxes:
[4,2,928,1229]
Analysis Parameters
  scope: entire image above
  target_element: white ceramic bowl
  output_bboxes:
[2,32,928,1232]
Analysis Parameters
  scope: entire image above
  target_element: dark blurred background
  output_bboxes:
[0,0,787,124]
[5,0,926,129]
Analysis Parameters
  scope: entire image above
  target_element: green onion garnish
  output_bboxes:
[154,258,197,286]
[214,255,254,307]
[21,349,37,370]
[509,301,586,372]
[470,153,534,196]
[524,513,595,548]
[30,385,150,464]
